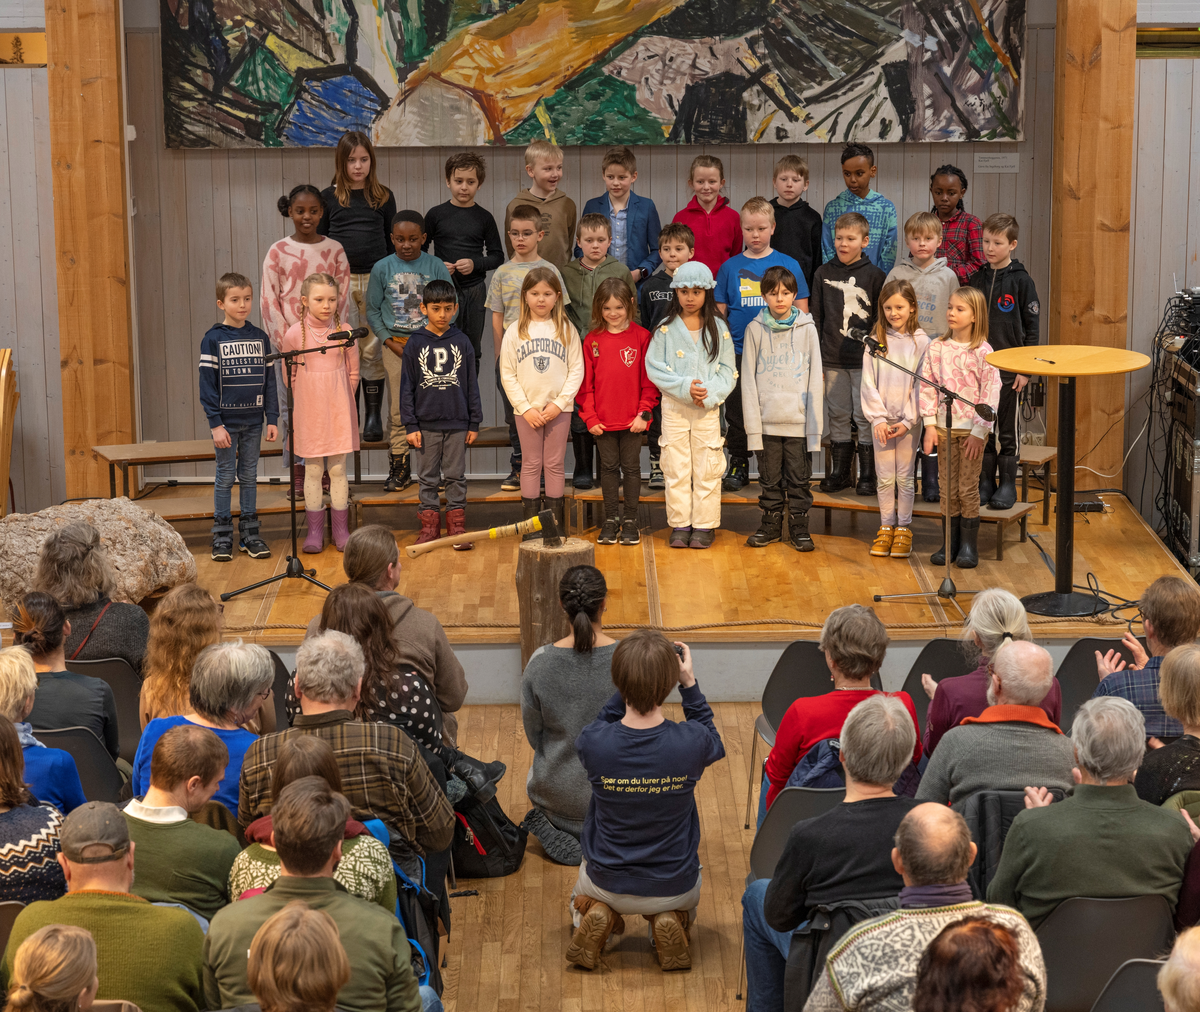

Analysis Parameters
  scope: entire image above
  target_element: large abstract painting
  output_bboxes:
[161,0,1025,148]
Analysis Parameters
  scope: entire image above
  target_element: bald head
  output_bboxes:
[893,803,976,886]
[990,639,1053,707]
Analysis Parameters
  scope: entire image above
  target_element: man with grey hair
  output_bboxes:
[916,640,1074,806]
[742,695,920,1012]
[237,630,454,880]
[804,803,1046,1012]
[988,696,1194,928]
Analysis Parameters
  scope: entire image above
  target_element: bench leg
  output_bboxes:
[109,463,117,499]
[354,451,361,485]
[1042,462,1051,527]
[121,464,130,499]
[824,506,832,531]
[996,519,1005,561]
[1020,461,1029,503]
[1020,514,1027,543]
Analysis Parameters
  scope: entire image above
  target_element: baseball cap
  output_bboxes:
[60,802,130,863]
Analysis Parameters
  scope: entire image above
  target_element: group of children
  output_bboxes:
[199,134,1038,564]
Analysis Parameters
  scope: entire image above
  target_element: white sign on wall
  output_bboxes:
[974,152,1021,174]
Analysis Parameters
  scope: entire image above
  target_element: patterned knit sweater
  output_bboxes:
[0,805,66,903]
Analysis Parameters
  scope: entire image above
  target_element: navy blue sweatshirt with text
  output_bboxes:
[199,322,278,428]
[399,324,483,433]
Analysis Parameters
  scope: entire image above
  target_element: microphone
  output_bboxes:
[974,404,996,422]
[325,326,369,345]
[848,327,886,354]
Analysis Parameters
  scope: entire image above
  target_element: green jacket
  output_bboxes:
[560,255,638,337]
[124,813,241,921]
[203,876,420,1012]
[987,783,1193,927]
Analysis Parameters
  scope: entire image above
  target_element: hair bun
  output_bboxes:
[277,194,292,217]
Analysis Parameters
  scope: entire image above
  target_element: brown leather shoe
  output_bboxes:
[566,898,623,970]
[650,910,692,971]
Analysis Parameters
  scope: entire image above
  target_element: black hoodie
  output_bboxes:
[811,255,886,369]
[968,258,1040,378]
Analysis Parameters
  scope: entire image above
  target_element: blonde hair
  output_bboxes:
[942,287,989,349]
[904,211,943,240]
[299,273,344,364]
[331,131,389,210]
[872,279,920,353]
[0,647,37,722]
[33,522,115,610]
[248,902,351,1012]
[141,583,222,723]
[525,139,562,167]
[4,925,96,1012]
[1162,644,1200,729]
[741,196,774,223]
[961,588,1031,662]
[687,155,724,184]
[517,267,573,345]
[773,154,809,181]
[1160,925,1200,1012]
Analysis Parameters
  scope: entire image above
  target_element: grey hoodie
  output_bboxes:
[741,309,824,451]
[886,256,959,337]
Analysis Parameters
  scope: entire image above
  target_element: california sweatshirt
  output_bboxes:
[860,328,931,431]
[740,309,824,452]
[886,257,958,337]
[499,318,585,417]
[919,338,1001,438]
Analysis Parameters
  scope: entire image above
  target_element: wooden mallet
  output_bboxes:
[405,508,562,557]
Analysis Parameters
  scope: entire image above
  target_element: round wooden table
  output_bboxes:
[986,345,1150,617]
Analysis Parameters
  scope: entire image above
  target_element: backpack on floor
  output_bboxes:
[452,793,528,878]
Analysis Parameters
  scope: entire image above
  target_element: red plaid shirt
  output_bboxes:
[936,209,985,285]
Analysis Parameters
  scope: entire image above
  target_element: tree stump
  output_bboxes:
[516,537,595,667]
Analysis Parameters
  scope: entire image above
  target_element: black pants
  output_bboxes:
[494,358,521,467]
[647,403,662,459]
[724,353,749,460]
[596,429,642,521]
[758,435,812,513]
[456,282,486,376]
[986,379,1019,457]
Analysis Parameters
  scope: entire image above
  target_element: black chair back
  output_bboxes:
[268,651,292,730]
[1036,895,1175,1012]
[36,727,124,804]
[0,901,23,955]
[1089,959,1166,1012]
[899,638,967,734]
[749,787,845,882]
[761,643,833,732]
[63,657,141,763]
[1056,638,1146,733]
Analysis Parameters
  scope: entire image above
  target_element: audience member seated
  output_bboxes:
[139,584,225,730]
[1094,575,1200,743]
[304,525,467,745]
[911,917,1025,1012]
[803,804,1045,1012]
[1159,925,1200,1012]
[3,925,101,1012]
[230,735,396,913]
[764,606,920,815]
[917,640,1074,807]
[566,631,724,973]
[204,777,427,1012]
[238,631,454,881]
[988,696,1193,927]
[32,523,150,675]
[742,694,920,1012]
[922,588,1060,755]
[13,593,120,761]
[132,641,274,819]
[0,647,85,815]
[243,903,351,1012]
[1138,644,1200,806]
[0,717,66,903]
[122,725,240,922]
[521,565,616,866]
[1,801,205,1012]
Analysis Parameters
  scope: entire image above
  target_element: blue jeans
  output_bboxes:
[419,984,443,1012]
[213,421,262,520]
[742,878,795,1012]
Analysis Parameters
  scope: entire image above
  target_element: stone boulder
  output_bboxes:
[0,497,196,609]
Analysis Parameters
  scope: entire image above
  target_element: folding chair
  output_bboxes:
[1055,638,1146,733]
[1089,958,1166,1012]
[63,657,141,764]
[36,727,124,804]
[268,650,293,730]
[0,901,23,955]
[898,638,966,735]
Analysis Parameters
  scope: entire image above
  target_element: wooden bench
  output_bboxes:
[352,425,513,482]
[353,479,523,528]
[1019,444,1057,527]
[93,439,284,498]
[138,486,295,522]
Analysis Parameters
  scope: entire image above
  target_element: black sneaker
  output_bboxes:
[722,457,749,491]
[619,519,641,545]
[648,459,665,490]
[383,454,412,493]
[500,466,522,492]
[239,537,271,559]
[689,528,716,549]
[211,540,233,562]
[598,517,620,545]
[521,808,582,866]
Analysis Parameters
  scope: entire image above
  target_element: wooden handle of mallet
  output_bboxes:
[405,513,547,558]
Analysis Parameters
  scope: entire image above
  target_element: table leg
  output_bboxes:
[1042,461,1051,527]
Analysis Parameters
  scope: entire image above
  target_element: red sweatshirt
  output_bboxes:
[576,324,659,430]
[763,689,923,809]
[673,196,743,276]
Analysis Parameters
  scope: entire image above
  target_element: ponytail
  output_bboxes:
[11,592,66,660]
[558,566,607,654]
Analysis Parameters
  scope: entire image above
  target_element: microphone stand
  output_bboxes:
[220,332,360,602]
[848,332,995,621]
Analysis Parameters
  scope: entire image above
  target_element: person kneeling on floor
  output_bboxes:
[567,630,725,972]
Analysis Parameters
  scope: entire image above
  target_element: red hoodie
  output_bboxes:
[576,324,659,430]
[673,195,743,275]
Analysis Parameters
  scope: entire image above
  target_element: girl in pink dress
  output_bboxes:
[280,273,360,553]
[261,184,351,499]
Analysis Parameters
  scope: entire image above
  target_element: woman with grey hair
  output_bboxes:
[32,522,150,673]
[129,640,274,817]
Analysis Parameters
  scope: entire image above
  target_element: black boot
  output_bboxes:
[746,509,783,547]
[723,456,750,491]
[544,496,565,538]
[383,453,411,492]
[211,518,234,562]
[521,496,541,541]
[820,441,855,493]
[921,452,940,502]
[988,455,1019,510]
[789,510,815,552]
[931,516,961,566]
[449,750,507,804]
[979,448,997,505]
[956,516,980,568]
[238,512,270,559]
[361,380,385,442]
[855,442,877,496]
[572,432,595,490]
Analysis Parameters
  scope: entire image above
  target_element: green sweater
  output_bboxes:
[561,255,637,337]
[204,876,420,1012]
[2,890,205,1012]
[123,813,241,921]
[988,783,1194,927]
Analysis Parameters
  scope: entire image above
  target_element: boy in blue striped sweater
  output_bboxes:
[199,273,278,562]
[820,143,898,273]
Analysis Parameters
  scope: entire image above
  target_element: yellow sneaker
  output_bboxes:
[870,525,894,557]
[890,526,913,558]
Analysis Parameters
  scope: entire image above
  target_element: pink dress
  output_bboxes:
[261,237,351,350]
[281,317,361,458]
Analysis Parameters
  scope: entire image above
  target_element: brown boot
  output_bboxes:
[566,898,624,970]
[446,507,472,551]
[415,509,441,545]
[649,910,692,971]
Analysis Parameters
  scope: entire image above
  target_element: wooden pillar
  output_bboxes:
[45,0,136,499]
[1048,0,1137,490]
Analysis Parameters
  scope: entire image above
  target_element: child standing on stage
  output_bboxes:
[671,156,742,275]
[280,273,360,554]
[577,278,657,547]
[919,287,999,570]
[499,268,584,535]
[930,165,985,285]
[645,262,736,550]
[861,279,930,561]
[318,131,395,444]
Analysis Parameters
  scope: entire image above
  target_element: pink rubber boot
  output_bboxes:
[331,508,351,551]
[303,509,326,553]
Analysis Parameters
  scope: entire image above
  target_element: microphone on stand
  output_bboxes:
[323,326,369,349]
[847,327,886,355]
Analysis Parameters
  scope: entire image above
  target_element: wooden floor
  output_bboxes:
[441,701,758,1012]
[175,487,1189,645]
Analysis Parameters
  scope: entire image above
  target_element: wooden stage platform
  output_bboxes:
[168,484,1186,647]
